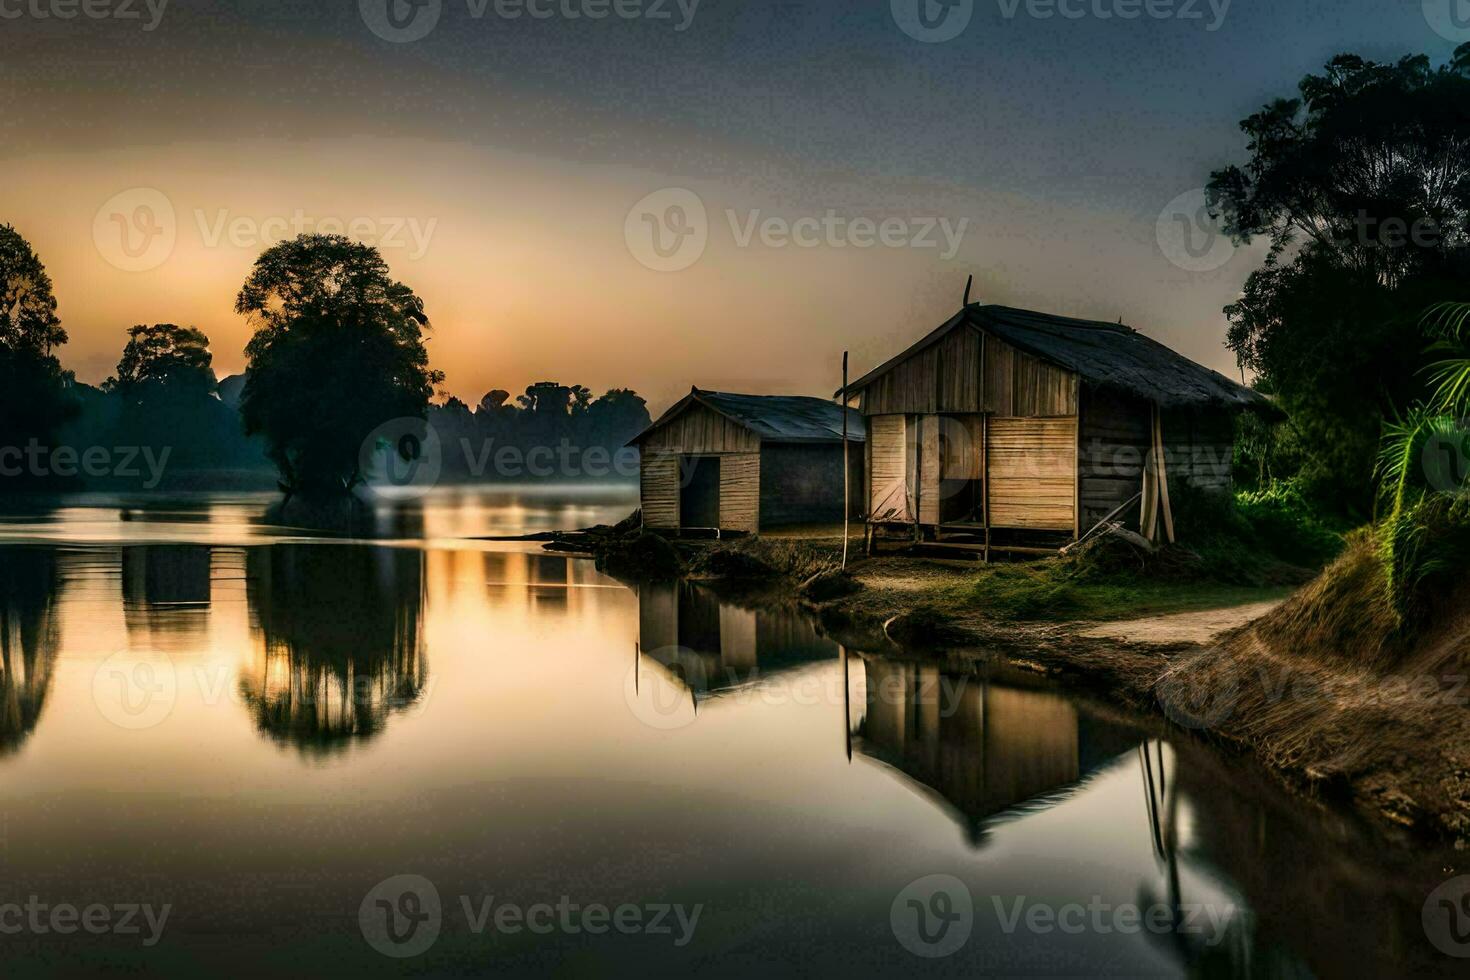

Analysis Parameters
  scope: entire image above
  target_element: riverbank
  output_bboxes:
[561,525,1469,851]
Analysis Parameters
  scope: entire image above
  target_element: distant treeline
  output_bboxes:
[429,383,651,482]
[52,368,651,489]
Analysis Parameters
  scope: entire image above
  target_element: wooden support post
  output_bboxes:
[1154,405,1176,544]
[981,413,991,564]
[1073,378,1083,543]
[842,351,851,571]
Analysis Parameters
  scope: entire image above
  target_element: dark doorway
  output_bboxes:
[680,456,721,529]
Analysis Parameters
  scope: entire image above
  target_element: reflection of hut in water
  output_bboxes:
[527,554,572,608]
[636,582,839,702]
[241,545,428,755]
[0,549,60,755]
[122,545,213,648]
[852,655,1138,844]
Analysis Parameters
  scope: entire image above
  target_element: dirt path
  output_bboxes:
[1076,599,1283,646]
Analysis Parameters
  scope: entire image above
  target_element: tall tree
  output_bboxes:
[236,235,443,495]
[106,324,215,403]
[0,223,73,472]
[1207,46,1470,516]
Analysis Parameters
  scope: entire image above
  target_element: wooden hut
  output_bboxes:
[844,304,1276,558]
[631,389,864,536]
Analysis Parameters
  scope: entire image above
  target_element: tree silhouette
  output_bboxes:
[106,324,214,402]
[0,223,74,476]
[1207,46,1470,515]
[235,235,443,496]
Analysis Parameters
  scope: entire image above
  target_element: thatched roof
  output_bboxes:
[847,304,1276,414]
[632,388,864,446]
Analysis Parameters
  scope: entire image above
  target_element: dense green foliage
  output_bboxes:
[237,235,444,495]
[1208,46,1470,518]
[1380,494,1470,624]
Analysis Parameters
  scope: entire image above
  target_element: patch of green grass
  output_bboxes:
[928,484,1340,624]
[1381,492,1470,627]
[944,559,1287,622]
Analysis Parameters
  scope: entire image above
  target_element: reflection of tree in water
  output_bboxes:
[0,549,60,755]
[241,545,427,755]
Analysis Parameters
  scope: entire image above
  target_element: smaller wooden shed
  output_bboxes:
[631,389,865,535]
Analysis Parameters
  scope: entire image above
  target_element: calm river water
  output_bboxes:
[0,489,1462,977]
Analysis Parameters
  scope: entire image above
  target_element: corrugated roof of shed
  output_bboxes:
[632,389,865,446]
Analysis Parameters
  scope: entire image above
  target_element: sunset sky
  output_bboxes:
[1,0,1462,414]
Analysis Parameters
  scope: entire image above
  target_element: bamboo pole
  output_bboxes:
[842,351,851,571]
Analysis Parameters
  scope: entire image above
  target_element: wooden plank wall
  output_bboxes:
[641,452,680,529]
[986,418,1078,531]
[868,415,910,520]
[641,403,760,453]
[1078,386,1151,533]
[1162,409,1235,496]
[862,328,983,415]
[859,328,1076,419]
[919,415,941,526]
[983,336,1078,417]
[720,452,761,533]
